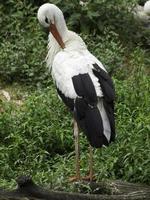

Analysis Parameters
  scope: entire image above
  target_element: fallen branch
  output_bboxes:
[0,176,150,200]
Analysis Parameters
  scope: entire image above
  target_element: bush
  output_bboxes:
[82,30,126,75]
[0,86,74,181]
[0,48,149,186]
[47,0,142,43]
[0,1,48,85]
[1,0,149,84]
[94,48,150,184]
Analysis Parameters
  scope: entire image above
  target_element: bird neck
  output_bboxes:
[54,12,68,41]
[46,14,68,70]
[46,30,87,71]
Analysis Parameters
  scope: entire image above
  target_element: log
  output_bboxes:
[0,176,150,200]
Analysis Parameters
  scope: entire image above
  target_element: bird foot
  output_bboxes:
[82,174,96,182]
[68,175,81,182]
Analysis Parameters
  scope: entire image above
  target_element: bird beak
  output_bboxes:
[49,23,65,49]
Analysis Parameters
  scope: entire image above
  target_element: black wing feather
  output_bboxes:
[72,73,109,148]
[72,73,97,105]
[56,87,74,111]
[93,63,115,102]
[93,63,115,143]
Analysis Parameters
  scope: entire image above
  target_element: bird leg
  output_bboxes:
[74,120,80,180]
[89,145,94,182]
[82,145,95,182]
[69,119,80,182]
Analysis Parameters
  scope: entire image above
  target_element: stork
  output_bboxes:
[37,3,115,182]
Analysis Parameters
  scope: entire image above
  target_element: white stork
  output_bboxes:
[37,3,115,182]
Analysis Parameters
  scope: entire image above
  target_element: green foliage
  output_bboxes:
[0,0,149,84]
[0,0,150,190]
[82,31,126,75]
[0,48,149,188]
[0,1,48,85]
[48,0,141,42]
[0,86,73,182]
[95,49,150,184]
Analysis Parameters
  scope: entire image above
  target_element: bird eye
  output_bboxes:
[45,17,49,24]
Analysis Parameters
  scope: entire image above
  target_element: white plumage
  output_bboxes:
[46,30,106,99]
[51,44,105,98]
[144,0,150,15]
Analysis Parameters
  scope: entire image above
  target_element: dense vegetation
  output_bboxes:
[0,0,149,190]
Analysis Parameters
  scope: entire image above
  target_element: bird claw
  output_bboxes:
[82,174,96,182]
[69,174,96,182]
[68,175,81,182]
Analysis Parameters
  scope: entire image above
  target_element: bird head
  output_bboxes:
[37,3,66,49]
